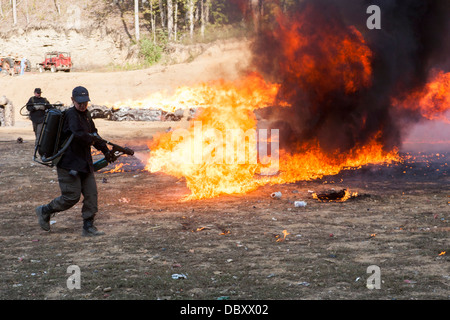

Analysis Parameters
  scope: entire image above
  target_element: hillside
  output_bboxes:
[0,38,251,139]
[0,0,248,70]
[0,1,135,66]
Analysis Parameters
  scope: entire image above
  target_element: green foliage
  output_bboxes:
[139,37,163,66]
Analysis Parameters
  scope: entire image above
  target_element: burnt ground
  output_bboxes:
[0,137,448,301]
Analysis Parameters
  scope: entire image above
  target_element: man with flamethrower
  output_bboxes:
[35,86,122,237]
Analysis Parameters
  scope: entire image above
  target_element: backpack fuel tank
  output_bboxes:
[34,108,74,167]
[38,108,63,158]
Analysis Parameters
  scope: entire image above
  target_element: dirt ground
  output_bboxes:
[0,40,449,301]
[0,135,448,301]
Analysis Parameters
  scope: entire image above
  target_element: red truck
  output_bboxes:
[37,51,72,73]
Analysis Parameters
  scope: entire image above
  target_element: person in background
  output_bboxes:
[20,57,27,75]
[26,88,50,144]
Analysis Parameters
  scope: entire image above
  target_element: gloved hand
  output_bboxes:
[34,104,46,110]
[104,150,116,163]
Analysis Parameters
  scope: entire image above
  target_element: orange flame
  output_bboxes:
[143,73,399,200]
[275,14,373,95]
[139,16,402,201]
[106,9,445,200]
[145,73,285,200]
[393,70,450,123]
[276,230,290,242]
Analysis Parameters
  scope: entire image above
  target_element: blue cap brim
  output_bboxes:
[74,96,90,103]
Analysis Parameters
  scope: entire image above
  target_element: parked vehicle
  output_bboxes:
[37,51,72,73]
[1,56,31,75]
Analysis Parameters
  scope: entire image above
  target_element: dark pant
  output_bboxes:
[48,167,98,220]
[33,122,43,146]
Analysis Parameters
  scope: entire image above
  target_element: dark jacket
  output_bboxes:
[26,96,50,124]
[57,107,109,173]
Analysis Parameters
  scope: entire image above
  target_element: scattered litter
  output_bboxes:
[404,280,417,284]
[103,287,112,292]
[217,296,230,300]
[50,220,56,225]
[172,273,188,280]
[294,201,307,207]
[271,192,282,199]
[17,137,23,143]
[119,198,130,203]
[298,281,310,287]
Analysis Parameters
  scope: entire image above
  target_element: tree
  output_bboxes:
[174,0,178,41]
[135,0,140,41]
[188,0,195,39]
[149,0,156,43]
[159,0,165,29]
[200,0,204,38]
[167,0,173,40]
[12,0,17,25]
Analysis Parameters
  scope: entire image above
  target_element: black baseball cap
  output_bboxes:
[72,86,90,103]
[34,88,42,94]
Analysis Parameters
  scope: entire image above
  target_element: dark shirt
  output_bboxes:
[57,106,109,173]
[26,96,50,124]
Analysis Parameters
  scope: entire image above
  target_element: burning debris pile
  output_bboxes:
[312,189,359,203]
[87,104,196,122]
[99,0,450,201]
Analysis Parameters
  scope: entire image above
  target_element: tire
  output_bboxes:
[50,65,56,73]
[38,66,44,73]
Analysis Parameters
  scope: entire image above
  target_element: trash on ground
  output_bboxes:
[294,201,307,207]
[271,191,282,199]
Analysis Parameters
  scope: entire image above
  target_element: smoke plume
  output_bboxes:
[249,0,450,155]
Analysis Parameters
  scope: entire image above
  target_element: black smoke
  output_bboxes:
[250,0,450,155]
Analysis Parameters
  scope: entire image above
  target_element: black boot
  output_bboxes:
[35,204,53,231]
[82,218,105,237]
